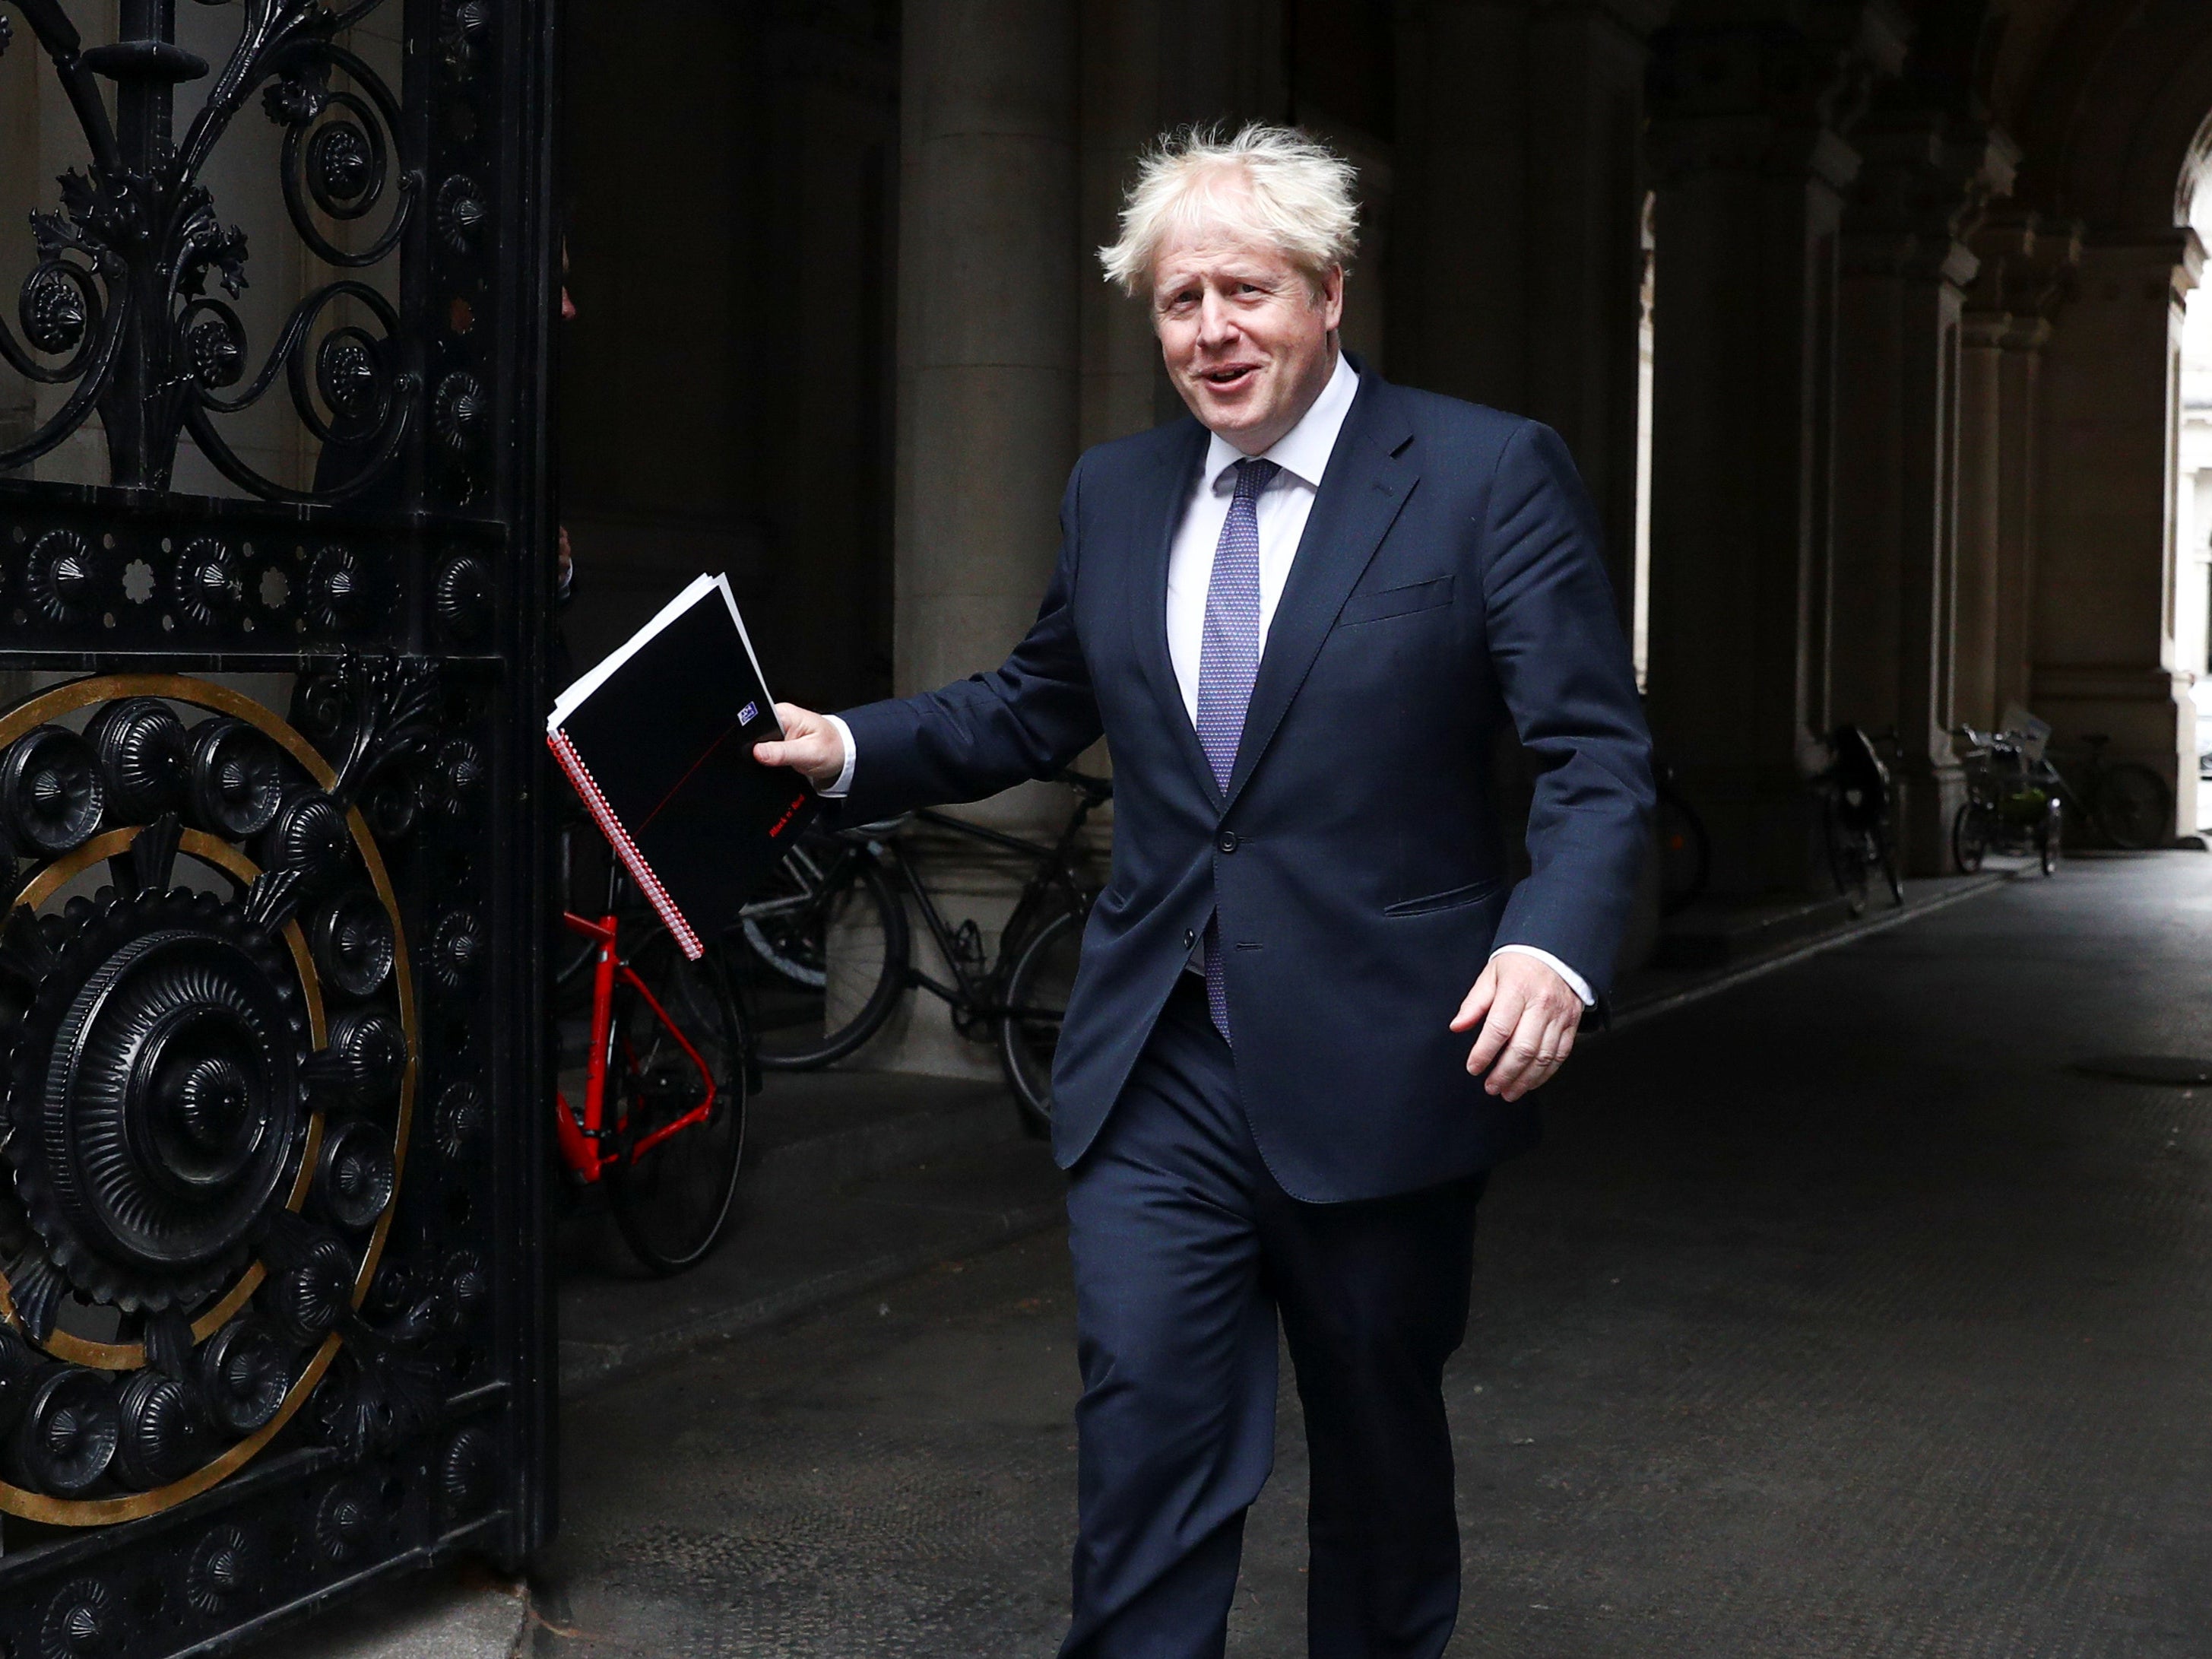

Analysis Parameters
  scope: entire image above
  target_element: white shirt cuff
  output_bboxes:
[1491,944,1596,1008]
[819,715,857,798]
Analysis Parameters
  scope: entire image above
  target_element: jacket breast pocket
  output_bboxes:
[1383,876,1503,918]
[1336,574,1455,627]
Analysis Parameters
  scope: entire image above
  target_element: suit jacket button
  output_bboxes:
[1183,928,1196,948]
[1219,831,1240,854]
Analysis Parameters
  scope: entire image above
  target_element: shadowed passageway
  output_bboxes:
[534,855,2212,1657]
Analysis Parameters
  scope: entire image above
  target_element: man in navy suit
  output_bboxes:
[758,123,1653,1659]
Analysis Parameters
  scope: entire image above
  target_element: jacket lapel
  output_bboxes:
[1225,371,1418,807]
[1130,420,1222,806]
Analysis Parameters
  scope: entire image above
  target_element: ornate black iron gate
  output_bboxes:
[0,0,556,1651]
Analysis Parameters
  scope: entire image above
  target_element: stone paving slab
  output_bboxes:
[272,1565,529,1659]
[1613,868,2011,1026]
[558,1136,1065,1397]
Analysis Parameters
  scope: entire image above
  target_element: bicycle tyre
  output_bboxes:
[2091,761,2172,851]
[2038,798,2062,876]
[1823,801,1869,918]
[733,842,910,1071]
[1951,802,1987,874]
[1655,785,1711,916]
[999,904,1084,1137]
[607,930,748,1276]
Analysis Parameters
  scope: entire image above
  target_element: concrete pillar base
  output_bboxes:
[843,825,1038,1083]
[2028,665,2193,845]
[1672,763,1826,899]
[1894,755,1967,876]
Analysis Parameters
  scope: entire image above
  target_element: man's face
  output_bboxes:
[1152,224,1342,457]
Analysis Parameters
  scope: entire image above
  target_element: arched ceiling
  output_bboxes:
[1972,0,2212,233]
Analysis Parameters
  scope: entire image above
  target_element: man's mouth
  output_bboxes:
[1200,364,1258,390]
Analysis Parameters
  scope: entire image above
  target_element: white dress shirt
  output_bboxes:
[823,349,1593,1006]
[1162,349,1360,721]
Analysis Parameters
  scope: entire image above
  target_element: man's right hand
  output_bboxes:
[753,703,846,790]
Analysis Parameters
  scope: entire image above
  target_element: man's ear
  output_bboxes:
[1317,264,1345,333]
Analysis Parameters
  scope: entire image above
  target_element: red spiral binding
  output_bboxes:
[547,729,705,960]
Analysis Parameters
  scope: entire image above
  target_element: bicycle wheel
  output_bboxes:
[731,838,909,1070]
[607,928,747,1275]
[2038,798,2062,876]
[1951,802,1987,874]
[1655,785,1710,915]
[2091,761,2172,850]
[999,904,1083,1137]
[1823,802,1869,917]
[1879,833,1904,908]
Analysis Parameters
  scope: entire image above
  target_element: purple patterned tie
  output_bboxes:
[1195,457,1276,1044]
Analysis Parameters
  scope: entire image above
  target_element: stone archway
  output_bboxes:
[1979,0,2212,840]
[2172,140,2212,827]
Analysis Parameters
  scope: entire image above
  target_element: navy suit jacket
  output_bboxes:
[838,362,1653,1203]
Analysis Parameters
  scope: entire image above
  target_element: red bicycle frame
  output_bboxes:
[553,907,720,1183]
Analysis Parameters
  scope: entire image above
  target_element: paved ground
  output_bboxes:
[505,853,2212,1657]
[272,869,2008,1659]
[556,1072,1063,1397]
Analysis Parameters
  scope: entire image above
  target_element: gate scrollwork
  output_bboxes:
[0,0,417,500]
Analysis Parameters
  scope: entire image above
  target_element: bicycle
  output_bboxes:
[727,769,1112,1133]
[552,823,749,1275]
[2050,732,2171,851]
[1951,725,2061,876]
[1813,724,1903,916]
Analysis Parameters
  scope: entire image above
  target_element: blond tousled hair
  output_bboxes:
[1098,123,1361,297]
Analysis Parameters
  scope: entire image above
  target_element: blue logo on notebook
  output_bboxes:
[737,700,759,725]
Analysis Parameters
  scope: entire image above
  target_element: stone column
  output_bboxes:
[1393,2,1535,414]
[898,0,1079,719]
[1526,0,1669,608]
[2032,234,2202,839]
[1827,106,2012,872]
[1394,0,1662,608]
[1079,0,1165,449]
[1076,0,1293,449]
[863,0,1079,1077]
[1957,212,2079,731]
[758,13,900,712]
[1642,2,1903,896]
[1992,308,2055,721]
[1956,309,2005,733]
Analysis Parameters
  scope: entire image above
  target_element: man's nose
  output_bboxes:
[1194,288,1238,347]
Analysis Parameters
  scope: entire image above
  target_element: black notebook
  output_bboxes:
[547,574,815,959]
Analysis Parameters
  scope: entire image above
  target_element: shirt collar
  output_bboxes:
[1200,349,1360,496]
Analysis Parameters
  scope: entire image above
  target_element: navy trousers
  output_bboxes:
[1060,974,1486,1659]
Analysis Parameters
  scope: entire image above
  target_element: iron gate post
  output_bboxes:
[0,0,560,1647]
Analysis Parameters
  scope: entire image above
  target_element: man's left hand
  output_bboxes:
[1450,953,1584,1102]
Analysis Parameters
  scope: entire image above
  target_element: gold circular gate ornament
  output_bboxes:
[0,674,417,1525]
